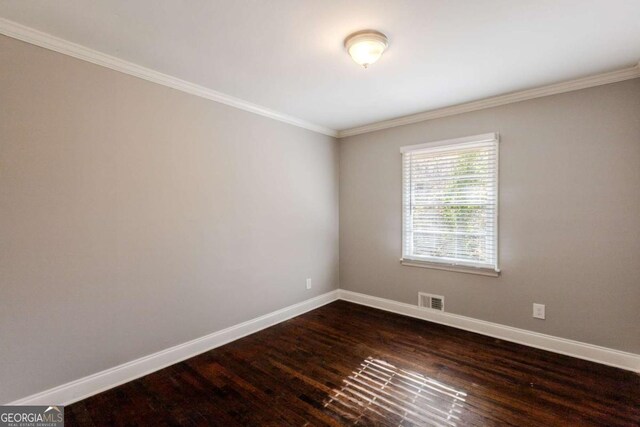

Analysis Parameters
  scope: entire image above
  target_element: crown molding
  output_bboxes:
[338,63,640,138]
[0,17,338,138]
[2,17,638,141]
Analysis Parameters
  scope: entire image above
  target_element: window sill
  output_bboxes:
[400,259,500,277]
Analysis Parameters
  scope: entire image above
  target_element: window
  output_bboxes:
[401,133,499,275]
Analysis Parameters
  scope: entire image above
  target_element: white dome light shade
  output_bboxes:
[344,30,389,68]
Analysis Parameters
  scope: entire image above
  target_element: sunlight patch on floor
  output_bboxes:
[324,357,467,426]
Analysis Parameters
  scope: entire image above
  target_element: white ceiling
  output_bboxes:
[1,0,639,132]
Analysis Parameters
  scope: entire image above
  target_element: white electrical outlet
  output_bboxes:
[533,303,545,319]
[306,278,312,290]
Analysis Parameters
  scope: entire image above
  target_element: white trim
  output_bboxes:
[7,288,639,405]
[401,255,495,271]
[338,64,640,138]
[401,134,499,272]
[399,132,498,153]
[0,18,338,138]
[400,259,500,277]
[7,290,340,405]
[494,134,500,272]
[2,18,637,140]
[338,290,640,373]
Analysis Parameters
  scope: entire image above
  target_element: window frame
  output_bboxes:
[400,132,500,276]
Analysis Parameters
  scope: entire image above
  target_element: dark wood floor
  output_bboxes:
[66,301,639,426]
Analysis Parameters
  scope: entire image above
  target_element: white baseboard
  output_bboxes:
[8,290,340,406]
[338,289,640,373]
[9,287,638,405]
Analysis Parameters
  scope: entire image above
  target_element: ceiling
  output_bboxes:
[1,0,639,132]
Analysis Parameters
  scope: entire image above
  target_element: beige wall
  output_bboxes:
[0,36,339,403]
[340,79,640,354]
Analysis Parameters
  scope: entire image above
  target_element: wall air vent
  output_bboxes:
[418,292,445,311]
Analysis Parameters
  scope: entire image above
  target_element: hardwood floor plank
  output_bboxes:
[65,301,640,426]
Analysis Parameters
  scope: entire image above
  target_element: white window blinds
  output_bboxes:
[401,133,499,272]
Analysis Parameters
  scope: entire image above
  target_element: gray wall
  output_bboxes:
[2,33,639,405]
[0,36,339,403]
[340,79,640,354]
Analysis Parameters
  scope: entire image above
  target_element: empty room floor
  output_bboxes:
[65,301,640,426]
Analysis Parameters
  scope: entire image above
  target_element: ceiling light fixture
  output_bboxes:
[344,30,389,68]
